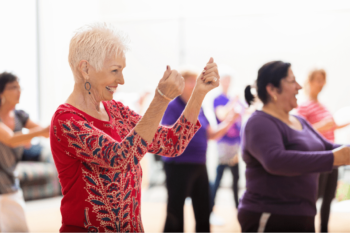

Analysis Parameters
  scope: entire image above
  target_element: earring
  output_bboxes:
[273,95,277,101]
[85,82,91,94]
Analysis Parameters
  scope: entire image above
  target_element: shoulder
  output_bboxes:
[15,109,29,125]
[51,104,88,126]
[245,111,281,132]
[14,109,29,118]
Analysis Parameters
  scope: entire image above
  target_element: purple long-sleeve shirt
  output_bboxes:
[239,111,337,216]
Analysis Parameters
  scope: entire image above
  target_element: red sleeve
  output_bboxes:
[111,101,201,158]
[51,112,149,171]
[148,115,201,157]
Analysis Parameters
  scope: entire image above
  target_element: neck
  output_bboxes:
[222,89,229,96]
[308,93,318,101]
[180,92,191,104]
[67,83,103,113]
[0,103,16,116]
[262,102,290,122]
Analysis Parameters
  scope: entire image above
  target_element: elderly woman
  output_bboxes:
[297,69,349,233]
[240,61,350,232]
[49,23,220,232]
[0,72,50,232]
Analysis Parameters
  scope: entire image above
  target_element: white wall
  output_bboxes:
[0,0,39,121]
[36,0,350,121]
[37,0,100,124]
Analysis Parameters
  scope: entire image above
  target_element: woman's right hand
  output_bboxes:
[157,66,185,101]
[333,146,350,166]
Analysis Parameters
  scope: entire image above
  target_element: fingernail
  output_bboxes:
[203,71,205,74]
[204,67,207,70]
[166,65,169,70]
[201,77,203,80]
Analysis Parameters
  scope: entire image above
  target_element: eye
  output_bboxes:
[112,69,118,73]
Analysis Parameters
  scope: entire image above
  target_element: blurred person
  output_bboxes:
[210,73,244,220]
[0,72,50,232]
[239,61,350,232]
[161,69,238,232]
[297,69,349,232]
[50,23,220,232]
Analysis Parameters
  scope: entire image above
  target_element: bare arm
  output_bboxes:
[312,118,335,132]
[336,123,350,130]
[0,121,49,147]
[134,66,184,142]
[134,92,172,142]
[25,119,42,129]
[215,96,239,121]
[135,58,220,143]
[313,118,350,132]
[207,111,239,140]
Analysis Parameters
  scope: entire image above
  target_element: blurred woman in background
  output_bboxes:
[297,69,349,232]
[240,61,350,232]
[211,73,244,217]
[161,69,238,232]
[0,72,50,232]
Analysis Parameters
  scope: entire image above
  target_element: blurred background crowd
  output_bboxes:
[1,0,350,232]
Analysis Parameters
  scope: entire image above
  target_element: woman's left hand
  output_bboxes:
[194,57,220,96]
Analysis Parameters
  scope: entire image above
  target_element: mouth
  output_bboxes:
[106,86,117,93]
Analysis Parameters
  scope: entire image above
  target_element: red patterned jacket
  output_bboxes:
[50,100,200,232]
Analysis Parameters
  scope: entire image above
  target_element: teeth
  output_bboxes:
[106,86,116,92]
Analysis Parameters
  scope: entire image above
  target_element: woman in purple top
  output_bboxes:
[240,61,350,232]
[162,68,237,232]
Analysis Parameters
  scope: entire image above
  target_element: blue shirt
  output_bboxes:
[161,97,209,164]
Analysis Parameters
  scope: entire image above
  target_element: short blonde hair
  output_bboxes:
[307,69,326,83]
[180,70,198,80]
[68,23,129,73]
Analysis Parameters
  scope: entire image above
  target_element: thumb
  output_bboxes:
[162,65,172,80]
[207,57,214,64]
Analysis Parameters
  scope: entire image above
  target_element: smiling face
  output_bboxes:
[86,54,126,102]
[276,68,302,110]
[0,81,21,106]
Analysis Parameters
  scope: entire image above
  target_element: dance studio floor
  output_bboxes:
[25,186,350,232]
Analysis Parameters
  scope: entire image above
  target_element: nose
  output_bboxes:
[296,81,302,90]
[118,74,125,85]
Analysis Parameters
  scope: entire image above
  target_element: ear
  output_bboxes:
[78,60,90,81]
[266,83,277,98]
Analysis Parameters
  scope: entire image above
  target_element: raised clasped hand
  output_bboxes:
[195,57,220,95]
[157,66,185,101]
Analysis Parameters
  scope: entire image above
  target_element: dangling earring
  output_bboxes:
[273,95,277,102]
[85,82,91,94]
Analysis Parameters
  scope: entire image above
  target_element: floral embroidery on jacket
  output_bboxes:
[51,100,201,232]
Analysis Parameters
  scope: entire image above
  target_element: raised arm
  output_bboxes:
[134,58,220,157]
